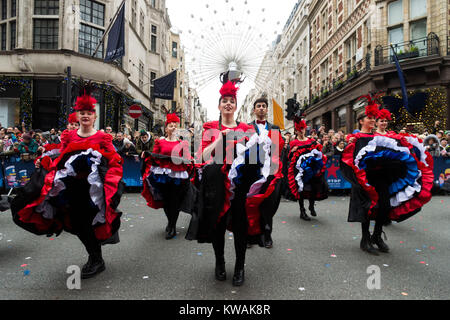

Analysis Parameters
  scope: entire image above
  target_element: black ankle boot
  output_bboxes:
[81,254,105,279]
[360,233,379,256]
[264,233,273,249]
[232,268,245,286]
[371,232,390,253]
[165,227,176,240]
[300,208,311,221]
[215,260,226,281]
[309,206,317,217]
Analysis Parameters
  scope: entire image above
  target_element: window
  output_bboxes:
[320,60,328,87]
[172,41,177,58]
[1,0,6,20]
[345,33,356,72]
[11,0,16,17]
[10,20,15,49]
[151,0,156,8]
[34,0,59,15]
[79,23,104,57]
[0,24,5,50]
[151,35,157,52]
[389,26,404,54]
[171,101,177,112]
[321,9,327,45]
[150,72,156,101]
[139,61,144,90]
[410,19,427,52]
[152,25,157,34]
[347,0,354,17]
[131,0,136,29]
[410,0,426,19]
[80,0,105,26]
[140,10,145,39]
[33,19,59,49]
[388,0,403,25]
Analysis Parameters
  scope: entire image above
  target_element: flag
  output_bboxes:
[391,45,409,111]
[272,99,285,130]
[153,71,176,100]
[105,3,125,61]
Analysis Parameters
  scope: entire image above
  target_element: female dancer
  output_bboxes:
[288,118,328,221]
[376,109,394,136]
[186,81,275,286]
[141,112,192,239]
[340,95,433,255]
[11,85,124,278]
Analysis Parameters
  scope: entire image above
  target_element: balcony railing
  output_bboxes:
[308,53,371,107]
[374,32,440,66]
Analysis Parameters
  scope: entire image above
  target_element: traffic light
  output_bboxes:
[285,98,297,121]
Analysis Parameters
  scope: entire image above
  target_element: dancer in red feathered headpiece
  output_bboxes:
[141,105,192,241]
[220,81,239,100]
[67,112,80,131]
[288,115,328,222]
[354,94,381,132]
[376,109,393,136]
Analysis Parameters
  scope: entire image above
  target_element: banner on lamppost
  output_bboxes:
[153,71,177,100]
[105,3,125,61]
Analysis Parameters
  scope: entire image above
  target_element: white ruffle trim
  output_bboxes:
[42,148,61,158]
[36,148,106,226]
[390,171,423,207]
[295,149,323,193]
[404,136,429,166]
[355,136,411,169]
[228,131,272,200]
[150,166,189,180]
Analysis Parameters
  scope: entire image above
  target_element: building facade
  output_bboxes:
[0,0,187,133]
[305,0,450,133]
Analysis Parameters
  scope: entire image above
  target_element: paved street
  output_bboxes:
[0,194,449,300]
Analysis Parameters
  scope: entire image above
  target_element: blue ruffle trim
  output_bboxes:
[232,148,263,186]
[300,156,324,183]
[149,173,183,186]
[359,150,419,195]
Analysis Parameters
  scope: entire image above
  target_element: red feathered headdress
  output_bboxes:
[294,119,307,132]
[219,81,239,99]
[68,112,78,124]
[74,81,97,112]
[357,94,381,118]
[166,113,180,126]
[377,109,392,120]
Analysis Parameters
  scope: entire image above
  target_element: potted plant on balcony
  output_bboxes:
[333,79,344,90]
[320,89,329,98]
[312,95,320,104]
[397,45,420,60]
[347,69,358,81]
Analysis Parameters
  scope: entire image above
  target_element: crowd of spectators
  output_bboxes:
[282,120,450,158]
[1,119,449,161]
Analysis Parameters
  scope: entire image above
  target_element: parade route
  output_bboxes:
[0,194,448,300]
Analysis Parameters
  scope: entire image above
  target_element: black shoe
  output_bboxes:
[232,269,245,287]
[264,234,273,249]
[215,263,226,281]
[371,232,390,253]
[81,255,105,279]
[165,227,176,240]
[101,232,120,246]
[300,208,311,221]
[360,235,379,256]
[247,243,253,249]
[309,206,317,217]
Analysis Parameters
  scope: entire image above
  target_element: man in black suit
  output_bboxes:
[248,97,283,249]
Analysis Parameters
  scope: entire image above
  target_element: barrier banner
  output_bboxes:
[3,157,36,189]
[434,157,450,192]
[324,156,352,190]
[121,155,143,187]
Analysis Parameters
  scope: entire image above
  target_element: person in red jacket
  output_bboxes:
[12,83,124,279]
[141,112,192,239]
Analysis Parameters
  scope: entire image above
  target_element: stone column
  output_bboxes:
[346,103,354,133]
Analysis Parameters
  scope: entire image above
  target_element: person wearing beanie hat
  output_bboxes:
[186,81,274,287]
[287,118,329,222]
[340,94,434,256]
[12,82,125,280]
[142,112,192,239]
[136,129,154,156]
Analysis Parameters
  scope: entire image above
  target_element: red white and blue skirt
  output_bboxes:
[340,133,434,222]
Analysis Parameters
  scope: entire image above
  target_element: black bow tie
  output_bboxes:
[256,120,266,125]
